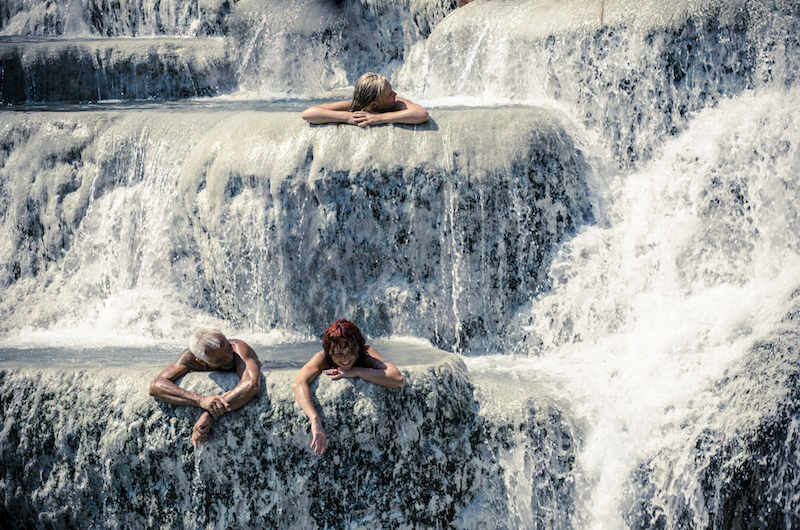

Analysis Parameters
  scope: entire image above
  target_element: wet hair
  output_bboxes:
[348,73,391,112]
[189,328,225,362]
[322,319,368,365]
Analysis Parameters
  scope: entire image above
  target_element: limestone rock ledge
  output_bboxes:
[0,351,482,529]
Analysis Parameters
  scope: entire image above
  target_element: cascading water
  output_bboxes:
[2,0,800,528]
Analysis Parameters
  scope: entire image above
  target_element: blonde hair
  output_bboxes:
[348,72,391,112]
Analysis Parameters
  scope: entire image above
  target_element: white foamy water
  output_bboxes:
[466,86,800,528]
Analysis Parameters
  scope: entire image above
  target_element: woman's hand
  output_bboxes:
[311,417,327,454]
[350,111,381,128]
[324,367,359,380]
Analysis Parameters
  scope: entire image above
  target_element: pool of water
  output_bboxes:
[0,98,313,113]
[0,338,448,371]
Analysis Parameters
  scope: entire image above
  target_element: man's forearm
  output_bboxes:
[219,375,260,411]
[149,377,204,407]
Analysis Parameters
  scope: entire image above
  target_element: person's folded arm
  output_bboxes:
[388,98,429,124]
[327,347,405,387]
[357,98,429,127]
[149,356,206,407]
[301,100,355,124]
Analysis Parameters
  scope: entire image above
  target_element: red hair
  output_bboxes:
[323,319,367,360]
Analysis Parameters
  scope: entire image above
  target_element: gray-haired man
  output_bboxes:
[149,328,261,448]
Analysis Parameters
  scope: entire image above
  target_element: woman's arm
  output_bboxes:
[352,97,429,127]
[302,97,429,127]
[301,100,356,124]
[327,346,405,387]
[292,352,328,454]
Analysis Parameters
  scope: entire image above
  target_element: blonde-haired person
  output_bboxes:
[301,72,429,127]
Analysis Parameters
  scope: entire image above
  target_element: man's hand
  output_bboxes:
[311,417,327,455]
[192,413,212,449]
[198,395,231,419]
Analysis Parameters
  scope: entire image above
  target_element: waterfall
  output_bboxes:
[0,106,593,348]
[2,0,800,528]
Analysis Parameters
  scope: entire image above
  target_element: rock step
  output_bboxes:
[0,36,235,104]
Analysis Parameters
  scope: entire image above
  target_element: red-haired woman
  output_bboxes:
[292,319,405,455]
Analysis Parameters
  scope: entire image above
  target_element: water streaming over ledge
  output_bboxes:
[2,0,800,528]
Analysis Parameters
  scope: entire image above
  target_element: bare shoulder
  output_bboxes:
[231,339,258,359]
[293,350,328,385]
[230,339,261,372]
[308,350,329,368]
[393,98,411,111]
[365,345,387,359]
[391,97,429,123]
[303,350,331,373]
[363,346,391,367]
[395,96,425,109]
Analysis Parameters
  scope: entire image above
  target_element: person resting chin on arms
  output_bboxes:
[291,319,404,455]
[301,72,428,128]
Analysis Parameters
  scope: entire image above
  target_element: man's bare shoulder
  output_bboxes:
[231,339,261,366]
